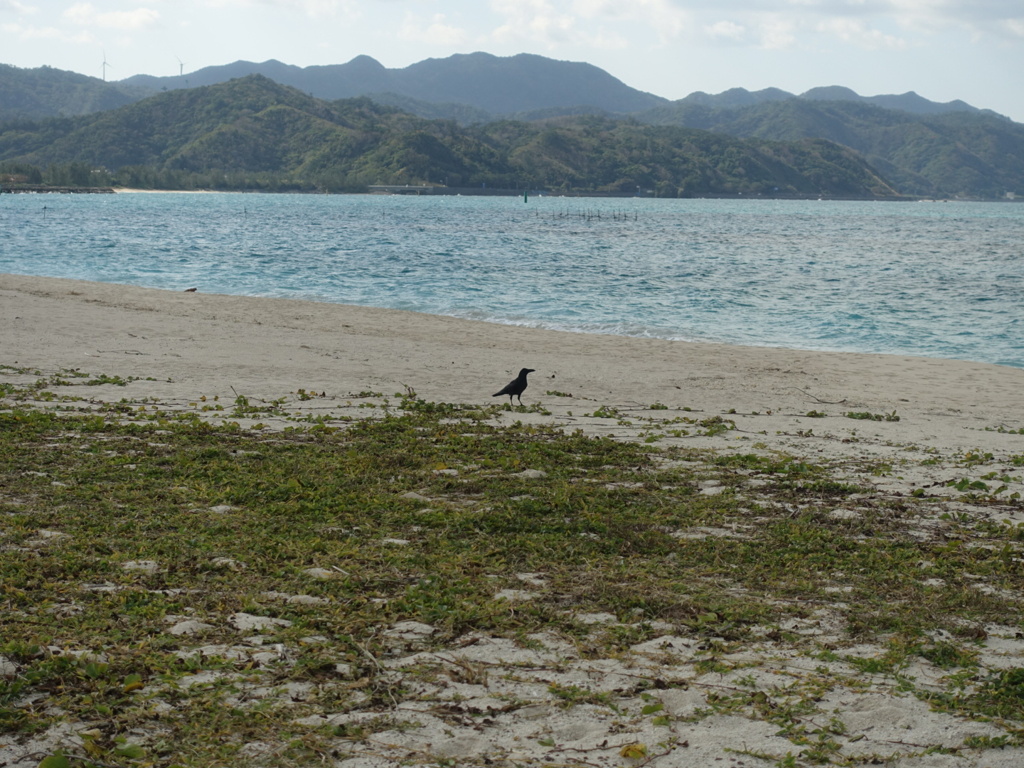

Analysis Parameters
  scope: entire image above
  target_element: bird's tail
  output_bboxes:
[492,392,502,397]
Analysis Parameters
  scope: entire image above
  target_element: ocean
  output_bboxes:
[2,192,1022,369]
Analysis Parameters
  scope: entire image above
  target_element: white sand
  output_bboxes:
[3,272,1022,461]
[4,272,1024,767]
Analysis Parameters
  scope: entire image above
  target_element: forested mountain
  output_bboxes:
[0,54,665,123]
[638,98,1024,198]
[2,53,1021,197]
[0,75,898,197]
[1,55,993,124]
[0,63,144,120]
[673,86,992,118]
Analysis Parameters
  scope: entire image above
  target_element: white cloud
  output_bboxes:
[279,0,357,18]
[485,0,983,53]
[207,0,358,18]
[0,0,34,13]
[632,0,1024,37]
[817,17,908,48]
[490,0,576,46]
[3,21,94,44]
[1004,17,1024,38]
[758,18,798,49]
[571,0,690,40]
[488,0,691,50]
[705,20,747,42]
[64,3,160,30]
[580,28,630,50]
[790,0,1024,32]
[573,0,687,26]
[398,12,470,46]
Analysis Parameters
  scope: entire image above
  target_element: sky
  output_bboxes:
[2,1,1023,123]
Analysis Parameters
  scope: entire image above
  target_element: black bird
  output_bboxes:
[493,368,535,405]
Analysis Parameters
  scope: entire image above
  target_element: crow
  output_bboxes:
[493,368,535,405]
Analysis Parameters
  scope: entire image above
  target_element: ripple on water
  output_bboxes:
[2,194,1022,368]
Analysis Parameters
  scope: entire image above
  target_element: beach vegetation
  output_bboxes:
[699,415,736,436]
[588,404,621,419]
[845,410,900,422]
[962,450,995,466]
[2,369,1024,764]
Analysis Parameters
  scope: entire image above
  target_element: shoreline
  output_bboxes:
[3,271,1022,463]
[3,269,1019,373]
[11,185,1022,202]
[111,187,225,194]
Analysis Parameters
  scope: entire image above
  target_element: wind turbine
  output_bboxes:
[176,56,186,77]
[101,50,111,82]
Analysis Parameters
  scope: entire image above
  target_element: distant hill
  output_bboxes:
[3,55,998,124]
[0,75,899,198]
[0,63,143,120]
[1,53,668,123]
[674,85,996,118]
[800,86,990,116]
[117,53,668,118]
[679,88,794,110]
[638,97,1024,198]
[1,54,1020,197]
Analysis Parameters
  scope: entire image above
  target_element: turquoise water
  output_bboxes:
[2,193,1022,368]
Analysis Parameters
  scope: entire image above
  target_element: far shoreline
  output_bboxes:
[111,187,224,194]
[6,183,1021,203]
[104,188,1023,202]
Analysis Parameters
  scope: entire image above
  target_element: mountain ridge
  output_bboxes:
[0,74,899,198]
[1,54,1004,123]
[638,96,1024,198]
[2,54,1021,198]
[116,53,669,117]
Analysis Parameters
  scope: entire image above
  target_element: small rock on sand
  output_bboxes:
[167,619,216,636]
[303,567,337,579]
[122,560,160,573]
[229,612,293,632]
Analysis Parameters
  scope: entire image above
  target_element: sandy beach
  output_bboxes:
[3,272,1024,767]
[3,272,1022,462]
